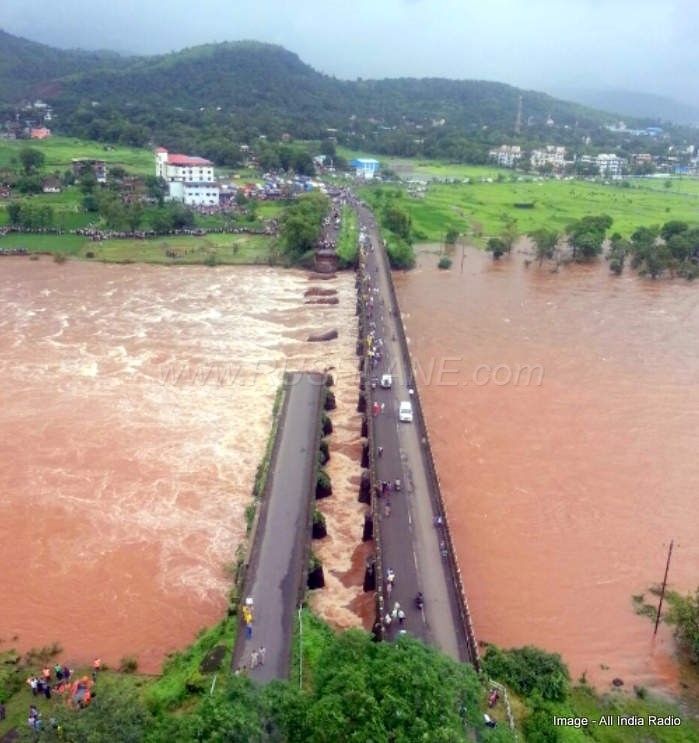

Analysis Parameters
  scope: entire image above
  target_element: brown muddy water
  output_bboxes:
[395,244,699,694]
[0,257,362,673]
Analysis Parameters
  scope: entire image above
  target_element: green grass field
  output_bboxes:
[0,136,154,175]
[0,231,277,264]
[362,178,699,243]
[337,146,503,181]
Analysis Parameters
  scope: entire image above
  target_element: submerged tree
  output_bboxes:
[528,228,559,265]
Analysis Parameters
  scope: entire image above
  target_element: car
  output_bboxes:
[398,401,413,422]
[380,373,392,389]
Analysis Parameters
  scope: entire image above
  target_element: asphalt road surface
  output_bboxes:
[232,371,324,681]
[357,202,472,663]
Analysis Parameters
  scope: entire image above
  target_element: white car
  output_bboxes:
[380,373,392,389]
[398,401,413,422]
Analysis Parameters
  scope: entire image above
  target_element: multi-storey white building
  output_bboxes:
[530,146,566,171]
[488,145,522,168]
[155,147,219,206]
[579,153,626,177]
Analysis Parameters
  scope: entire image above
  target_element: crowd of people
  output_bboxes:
[19,659,101,732]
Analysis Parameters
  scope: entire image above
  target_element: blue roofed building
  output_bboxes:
[351,158,380,179]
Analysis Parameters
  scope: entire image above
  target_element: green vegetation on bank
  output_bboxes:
[3,616,699,742]
[279,191,330,265]
[0,232,276,265]
[335,204,358,268]
[361,187,416,269]
[360,178,699,246]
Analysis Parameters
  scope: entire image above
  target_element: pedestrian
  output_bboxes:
[380,402,385,414]
[392,602,400,620]
[386,580,392,596]
[384,613,392,628]
[377,446,383,457]
[397,609,406,626]
[384,502,391,518]
[0,700,5,721]
[246,622,253,640]
[250,649,259,669]
[43,683,51,700]
[258,646,266,666]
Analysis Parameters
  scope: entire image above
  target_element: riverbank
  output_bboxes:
[2,615,699,741]
[0,231,277,264]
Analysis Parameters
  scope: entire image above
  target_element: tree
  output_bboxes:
[482,645,570,702]
[145,175,167,206]
[38,679,151,742]
[660,220,688,242]
[16,175,43,194]
[566,215,613,261]
[280,192,330,260]
[18,146,45,175]
[487,237,507,260]
[606,233,629,275]
[7,201,22,225]
[383,204,411,240]
[529,228,559,265]
[664,588,699,663]
[320,139,336,158]
[445,228,459,245]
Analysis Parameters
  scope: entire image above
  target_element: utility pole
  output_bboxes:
[515,95,523,135]
[654,540,674,636]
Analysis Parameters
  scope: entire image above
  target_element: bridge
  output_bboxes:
[233,200,478,680]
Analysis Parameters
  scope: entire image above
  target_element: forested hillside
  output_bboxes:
[0,31,680,164]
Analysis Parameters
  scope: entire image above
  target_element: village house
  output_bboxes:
[72,158,107,183]
[30,127,51,140]
[155,147,220,207]
[41,176,62,193]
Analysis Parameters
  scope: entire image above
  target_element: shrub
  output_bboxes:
[438,256,452,270]
[318,439,330,465]
[386,237,416,269]
[482,645,570,702]
[316,469,332,498]
[119,655,139,673]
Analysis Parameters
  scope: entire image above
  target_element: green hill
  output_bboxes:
[0,30,673,163]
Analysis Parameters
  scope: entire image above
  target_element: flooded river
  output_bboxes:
[395,245,699,692]
[0,257,360,673]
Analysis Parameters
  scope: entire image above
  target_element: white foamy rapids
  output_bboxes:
[0,259,361,670]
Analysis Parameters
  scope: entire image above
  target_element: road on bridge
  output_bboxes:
[232,371,324,681]
[357,202,473,663]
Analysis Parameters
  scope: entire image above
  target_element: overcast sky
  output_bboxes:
[3,0,699,106]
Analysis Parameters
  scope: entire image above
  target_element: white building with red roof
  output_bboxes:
[155,147,219,206]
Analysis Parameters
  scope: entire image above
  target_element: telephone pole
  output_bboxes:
[654,540,674,636]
